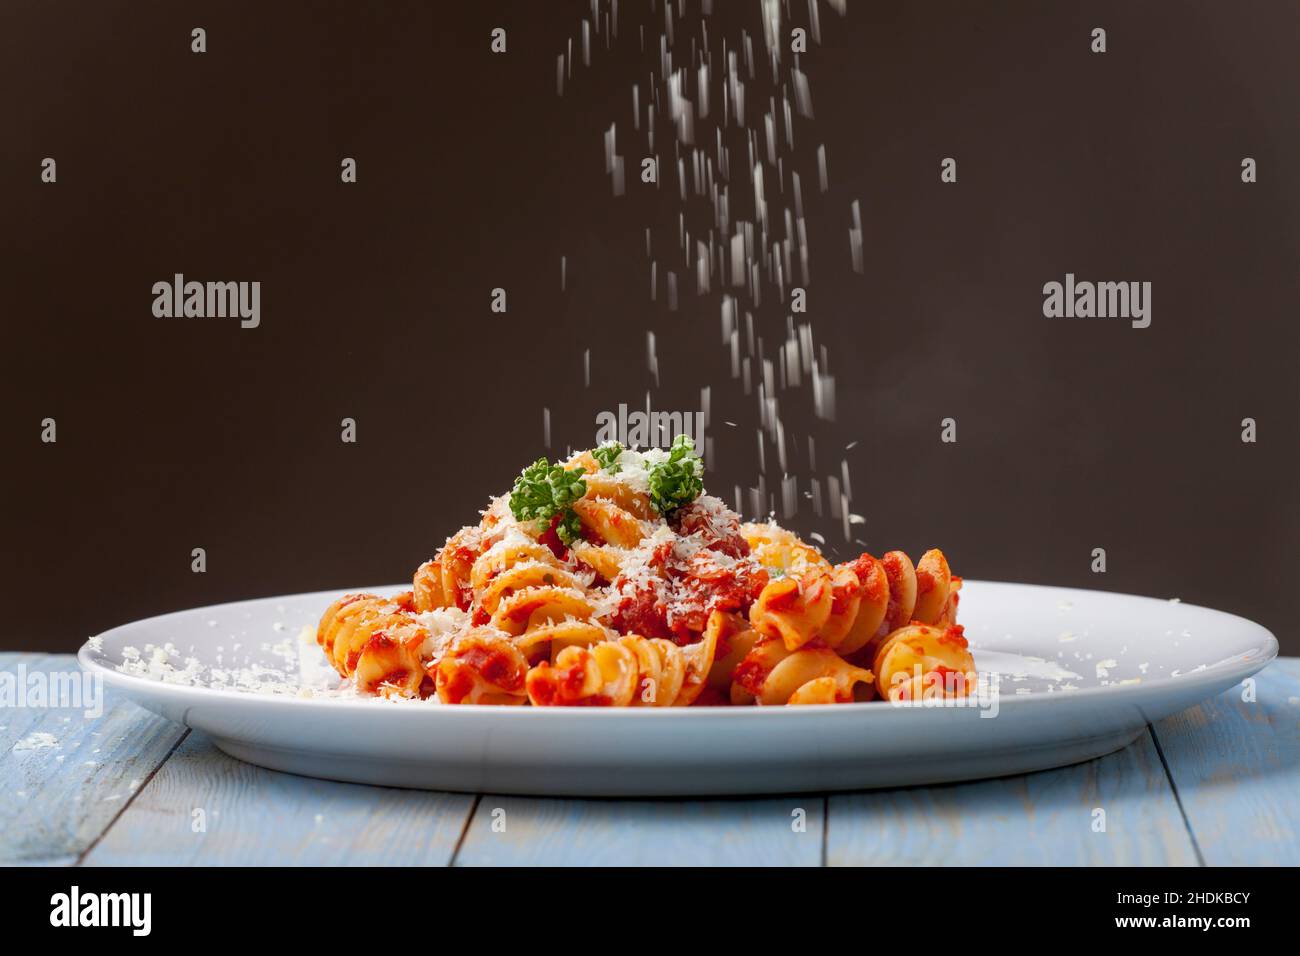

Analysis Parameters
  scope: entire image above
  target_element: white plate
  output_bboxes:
[78,581,1278,796]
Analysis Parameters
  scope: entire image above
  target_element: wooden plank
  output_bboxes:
[1151,657,1300,866]
[0,652,188,865]
[827,730,1197,866]
[454,795,824,866]
[83,732,477,866]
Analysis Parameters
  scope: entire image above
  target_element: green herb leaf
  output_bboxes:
[647,434,704,516]
[555,510,584,546]
[509,458,588,542]
[592,441,624,472]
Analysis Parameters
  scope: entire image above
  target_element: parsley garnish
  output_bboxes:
[593,441,624,472]
[509,458,587,545]
[647,434,704,516]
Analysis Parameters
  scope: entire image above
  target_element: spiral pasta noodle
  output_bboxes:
[730,637,875,705]
[873,622,975,702]
[316,591,428,698]
[315,438,978,707]
[526,631,717,706]
[435,629,530,705]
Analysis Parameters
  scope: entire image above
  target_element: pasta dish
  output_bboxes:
[316,436,975,706]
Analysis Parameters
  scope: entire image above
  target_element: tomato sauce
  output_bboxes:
[461,643,524,690]
[670,501,750,558]
[440,667,476,704]
[939,624,968,649]
[731,656,770,697]
[611,550,769,645]
[538,514,570,559]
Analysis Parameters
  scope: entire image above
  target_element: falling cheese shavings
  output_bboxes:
[558,1,859,543]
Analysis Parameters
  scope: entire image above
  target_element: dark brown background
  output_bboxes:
[2,1,1296,653]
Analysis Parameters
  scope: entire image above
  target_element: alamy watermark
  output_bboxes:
[1042,273,1151,329]
[885,667,1001,718]
[594,403,705,453]
[1,664,103,719]
[152,273,260,329]
[50,886,151,936]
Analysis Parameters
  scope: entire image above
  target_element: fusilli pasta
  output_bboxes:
[316,437,977,707]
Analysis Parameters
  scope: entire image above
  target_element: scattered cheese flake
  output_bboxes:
[12,732,60,752]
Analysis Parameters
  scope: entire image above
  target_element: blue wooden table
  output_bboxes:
[3,653,1297,866]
